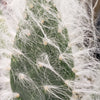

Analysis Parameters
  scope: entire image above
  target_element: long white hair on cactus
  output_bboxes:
[0,0,100,100]
[54,0,100,100]
[0,0,26,100]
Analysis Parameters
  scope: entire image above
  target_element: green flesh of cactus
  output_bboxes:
[10,0,75,100]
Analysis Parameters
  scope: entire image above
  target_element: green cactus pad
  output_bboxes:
[10,0,75,100]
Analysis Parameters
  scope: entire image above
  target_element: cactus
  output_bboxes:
[0,15,20,100]
[0,0,100,100]
[0,0,26,100]
[10,0,75,100]
[54,0,100,100]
